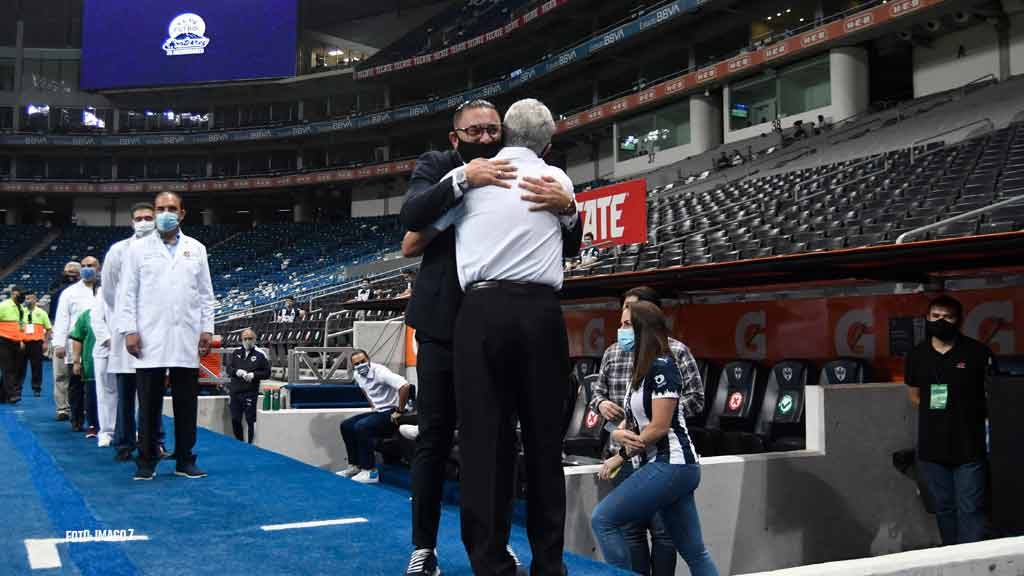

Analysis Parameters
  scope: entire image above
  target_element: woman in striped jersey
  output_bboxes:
[591,300,718,576]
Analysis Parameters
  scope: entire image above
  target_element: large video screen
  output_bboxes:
[81,0,297,90]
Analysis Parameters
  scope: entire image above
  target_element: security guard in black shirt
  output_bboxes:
[224,329,270,443]
[905,295,993,545]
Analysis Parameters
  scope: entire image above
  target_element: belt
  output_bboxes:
[465,280,552,293]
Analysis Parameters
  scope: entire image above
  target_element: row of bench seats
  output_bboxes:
[564,357,871,459]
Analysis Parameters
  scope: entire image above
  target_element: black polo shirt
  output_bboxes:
[905,334,992,465]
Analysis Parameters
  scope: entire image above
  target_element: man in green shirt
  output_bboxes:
[69,308,100,438]
[20,291,52,397]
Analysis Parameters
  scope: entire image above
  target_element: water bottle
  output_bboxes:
[272,389,280,411]
[262,389,270,411]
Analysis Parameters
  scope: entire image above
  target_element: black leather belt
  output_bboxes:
[466,280,552,293]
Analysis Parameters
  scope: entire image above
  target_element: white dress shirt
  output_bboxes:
[51,280,99,365]
[434,147,575,291]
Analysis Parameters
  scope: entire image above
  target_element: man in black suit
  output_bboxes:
[399,99,582,576]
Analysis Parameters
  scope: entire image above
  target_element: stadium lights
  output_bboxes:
[767,16,772,20]
[327,49,344,56]
[786,8,791,13]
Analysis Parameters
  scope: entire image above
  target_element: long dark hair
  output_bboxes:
[628,300,672,391]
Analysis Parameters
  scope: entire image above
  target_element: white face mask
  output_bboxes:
[242,339,255,351]
[133,220,156,237]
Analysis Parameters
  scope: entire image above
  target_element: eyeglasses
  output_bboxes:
[455,124,501,138]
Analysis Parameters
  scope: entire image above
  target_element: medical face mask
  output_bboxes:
[242,339,255,351]
[134,219,155,237]
[80,267,97,282]
[155,211,179,233]
[355,363,371,377]
[617,328,635,352]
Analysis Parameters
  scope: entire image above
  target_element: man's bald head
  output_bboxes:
[81,256,100,270]
[241,328,256,340]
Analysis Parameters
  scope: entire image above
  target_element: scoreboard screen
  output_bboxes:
[81,0,297,90]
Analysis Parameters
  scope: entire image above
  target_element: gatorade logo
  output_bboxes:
[835,308,875,358]
[728,391,744,411]
[735,311,767,359]
[585,410,600,429]
[778,393,794,414]
[964,301,1015,354]
[582,318,605,356]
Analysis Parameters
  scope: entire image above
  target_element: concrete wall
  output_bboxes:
[1011,12,1024,78]
[564,384,938,575]
[163,395,234,437]
[353,320,407,376]
[565,137,615,187]
[738,536,1024,575]
[351,180,405,217]
[913,23,1001,98]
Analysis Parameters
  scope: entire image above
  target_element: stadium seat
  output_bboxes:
[690,360,767,456]
[819,358,871,385]
[562,374,606,460]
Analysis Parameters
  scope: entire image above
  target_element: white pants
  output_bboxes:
[93,356,117,438]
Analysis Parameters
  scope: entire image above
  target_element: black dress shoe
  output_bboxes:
[56,413,69,421]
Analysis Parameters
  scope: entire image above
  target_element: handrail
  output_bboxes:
[896,194,1024,244]
[650,164,887,250]
[911,118,994,164]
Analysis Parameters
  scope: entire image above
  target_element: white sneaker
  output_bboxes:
[336,465,361,478]
[351,469,379,484]
[399,424,420,441]
[97,433,113,448]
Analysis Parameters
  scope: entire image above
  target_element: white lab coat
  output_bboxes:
[114,230,215,369]
[51,280,99,365]
[89,297,117,437]
[101,236,136,374]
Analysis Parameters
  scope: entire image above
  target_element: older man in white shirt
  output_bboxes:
[403,98,576,576]
[52,256,101,432]
[116,191,215,481]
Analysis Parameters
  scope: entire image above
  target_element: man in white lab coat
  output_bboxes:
[116,191,215,481]
[103,202,168,462]
[89,296,117,447]
[52,256,101,432]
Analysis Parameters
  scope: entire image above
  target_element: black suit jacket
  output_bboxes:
[401,150,583,343]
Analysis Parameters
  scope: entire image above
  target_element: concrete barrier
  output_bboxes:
[564,384,940,575]
[738,536,1024,575]
[163,394,371,472]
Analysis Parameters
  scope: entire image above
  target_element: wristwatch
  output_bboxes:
[454,167,470,194]
[559,197,577,216]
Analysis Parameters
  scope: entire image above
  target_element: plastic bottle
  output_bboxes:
[272,389,280,411]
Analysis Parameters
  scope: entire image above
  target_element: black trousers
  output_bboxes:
[455,283,571,576]
[68,372,84,426]
[410,335,458,549]
[20,340,44,392]
[137,367,199,467]
[0,339,24,402]
[229,390,258,443]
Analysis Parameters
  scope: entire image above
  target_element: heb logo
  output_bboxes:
[728,55,751,72]
[764,43,788,60]
[802,30,828,46]
[637,89,657,104]
[587,109,603,121]
[845,13,874,32]
[890,0,923,16]
[665,79,686,94]
[696,67,717,83]
[611,99,629,113]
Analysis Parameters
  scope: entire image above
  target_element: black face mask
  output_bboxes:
[12,294,24,305]
[926,319,958,342]
[456,139,503,164]
[64,275,78,285]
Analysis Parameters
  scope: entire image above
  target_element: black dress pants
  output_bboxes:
[454,283,571,576]
[21,340,44,392]
[0,339,23,402]
[410,335,458,549]
[136,367,198,468]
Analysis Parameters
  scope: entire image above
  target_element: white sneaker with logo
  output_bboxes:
[336,465,361,478]
[351,469,379,484]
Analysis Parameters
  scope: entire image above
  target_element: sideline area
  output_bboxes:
[0,363,627,575]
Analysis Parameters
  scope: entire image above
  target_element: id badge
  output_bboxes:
[24,323,35,334]
[929,383,948,410]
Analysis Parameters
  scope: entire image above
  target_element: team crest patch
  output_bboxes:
[163,13,211,56]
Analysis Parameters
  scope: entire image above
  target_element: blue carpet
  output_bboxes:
[0,362,628,575]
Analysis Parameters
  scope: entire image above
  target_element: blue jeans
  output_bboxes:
[592,462,718,576]
[918,459,987,545]
[614,460,677,576]
[339,410,396,470]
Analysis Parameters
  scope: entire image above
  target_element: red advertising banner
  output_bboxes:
[575,179,648,246]
[563,286,1022,382]
[355,0,571,80]
[0,159,416,195]
[555,0,944,134]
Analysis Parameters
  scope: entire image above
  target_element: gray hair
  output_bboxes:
[64,261,82,272]
[503,98,556,155]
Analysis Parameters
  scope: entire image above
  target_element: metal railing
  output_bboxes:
[896,194,1024,244]
[287,346,356,385]
[911,118,995,164]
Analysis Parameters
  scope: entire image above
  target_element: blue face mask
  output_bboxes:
[80,267,97,282]
[355,363,370,377]
[155,211,179,233]
[617,328,635,352]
